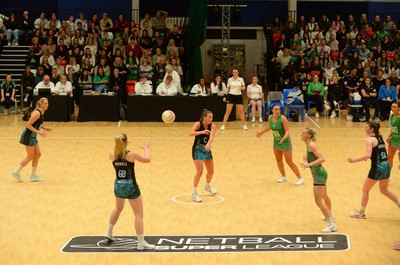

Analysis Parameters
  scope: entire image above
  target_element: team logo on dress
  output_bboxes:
[61,234,349,253]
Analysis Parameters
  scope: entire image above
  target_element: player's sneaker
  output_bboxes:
[350,210,366,219]
[259,117,263,123]
[191,193,202,202]
[137,241,155,250]
[321,224,337,233]
[104,234,115,242]
[322,215,336,221]
[11,172,23,183]
[315,112,320,118]
[330,111,337,119]
[277,176,288,183]
[29,175,44,182]
[204,185,217,195]
[295,177,304,186]
[220,125,225,131]
[251,117,255,123]
[243,125,248,131]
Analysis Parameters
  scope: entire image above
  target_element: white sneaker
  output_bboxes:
[11,172,23,183]
[321,224,337,233]
[29,175,44,182]
[4,110,8,116]
[315,112,320,118]
[104,234,115,242]
[220,125,225,131]
[322,215,336,221]
[330,111,337,119]
[243,125,248,131]
[259,117,263,123]
[324,103,331,111]
[24,95,29,102]
[277,176,288,183]
[251,117,255,123]
[191,193,202,202]
[295,177,304,186]
[204,185,217,195]
[137,241,155,250]
[7,41,11,47]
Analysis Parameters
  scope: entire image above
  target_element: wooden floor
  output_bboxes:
[0,109,399,265]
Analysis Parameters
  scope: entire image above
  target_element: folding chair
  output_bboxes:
[283,88,305,121]
[267,91,284,115]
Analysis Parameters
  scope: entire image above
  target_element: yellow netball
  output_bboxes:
[162,110,175,124]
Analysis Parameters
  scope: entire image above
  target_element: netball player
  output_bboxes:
[256,104,304,185]
[300,128,337,233]
[220,68,248,131]
[104,134,155,250]
[189,109,217,202]
[386,101,400,169]
[347,121,400,219]
[11,97,51,182]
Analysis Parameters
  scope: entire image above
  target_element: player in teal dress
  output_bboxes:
[11,97,51,183]
[256,104,304,185]
[105,133,155,250]
[189,109,217,202]
[386,101,400,169]
[300,127,337,233]
[348,121,400,219]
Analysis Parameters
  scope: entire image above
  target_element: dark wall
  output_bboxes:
[0,0,57,18]
[139,0,190,17]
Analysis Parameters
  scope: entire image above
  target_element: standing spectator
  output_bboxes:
[5,13,20,46]
[361,77,377,121]
[21,65,35,105]
[109,68,126,104]
[163,64,181,92]
[378,79,396,120]
[151,10,168,32]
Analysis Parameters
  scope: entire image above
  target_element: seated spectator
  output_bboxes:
[381,35,393,52]
[68,37,84,57]
[309,57,322,72]
[171,58,183,78]
[125,49,139,70]
[53,58,65,76]
[271,17,283,33]
[88,14,100,32]
[138,57,153,79]
[135,75,153,95]
[40,56,53,76]
[359,42,370,61]
[140,13,152,30]
[167,24,184,48]
[34,67,45,85]
[288,72,304,96]
[361,76,377,121]
[140,30,153,52]
[275,33,290,53]
[190,77,207,95]
[307,74,325,117]
[347,14,358,32]
[327,76,343,119]
[210,74,226,94]
[328,34,339,52]
[345,39,360,58]
[332,14,342,32]
[378,79,396,120]
[151,10,168,32]
[273,48,292,73]
[40,48,55,67]
[324,61,336,81]
[320,51,333,68]
[5,13,20,46]
[338,59,350,77]
[42,37,56,56]
[113,38,126,58]
[152,48,166,66]
[72,29,85,46]
[87,21,100,40]
[296,58,308,79]
[54,74,72,95]
[164,64,181,93]
[349,52,360,69]
[84,37,98,57]
[247,76,263,123]
[112,56,129,78]
[382,60,395,79]
[20,10,34,45]
[81,58,94,76]
[156,75,177,95]
[325,26,336,42]
[344,68,361,102]
[66,56,80,75]
[166,39,179,58]
[100,12,113,33]
[55,38,69,64]
[153,57,167,87]
[388,71,400,96]
[1,74,16,115]
[126,38,141,58]
[306,43,318,61]
[93,67,109,93]
[58,30,71,46]
[75,13,88,31]
[389,24,399,42]
[115,14,129,34]
[360,24,373,42]
[37,22,48,43]
[50,67,60,84]
[21,65,36,105]
[34,74,54,94]
[384,15,395,32]
[34,12,48,29]
[94,58,111,77]
[82,48,96,67]
[79,68,93,90]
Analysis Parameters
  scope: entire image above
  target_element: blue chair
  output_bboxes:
[307,100,325,116]
[283,88,305,121]
[247,97,266,121]
[267,91,284,116]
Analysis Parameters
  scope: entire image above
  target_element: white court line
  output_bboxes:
[171,194,225,206]
[0,136,368,140]
[305,114,321,128]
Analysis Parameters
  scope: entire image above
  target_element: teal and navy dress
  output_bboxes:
[368,135,390,180]
[192,122,213,160]
[112,154,141,199]
[19,109,43,146]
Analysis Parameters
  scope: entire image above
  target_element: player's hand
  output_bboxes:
[222,97,226,102]
[203,129,210,135]
[255,131,263,138]
[205,144,211,152]
[347,157,355,163]
[299,162,309,169]
[0,98,4,102]
[142,141,150,149]
[386,137,390,143]
[38,130,48,138]
[302,155,307,162]
[43,127,52,132]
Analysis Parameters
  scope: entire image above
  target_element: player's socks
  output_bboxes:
[31,167,37,176]
[14,165,23,174]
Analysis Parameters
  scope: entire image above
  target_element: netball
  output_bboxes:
[162,110,175,124]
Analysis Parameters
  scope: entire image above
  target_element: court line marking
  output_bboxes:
[171,194,224,206]
[305,114,321,128]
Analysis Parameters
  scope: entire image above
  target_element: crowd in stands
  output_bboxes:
[271,14,400,120]
[0,9,186,108]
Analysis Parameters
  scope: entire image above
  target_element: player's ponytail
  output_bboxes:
[114,133,127,160]
[367,120,381,138]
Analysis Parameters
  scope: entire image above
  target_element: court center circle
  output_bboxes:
[172,194,225,205]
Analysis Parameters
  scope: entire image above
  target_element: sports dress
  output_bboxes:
[307,145,328,186]
[192,122,213,160]
[112,155,141,199]
[269,114,292,152]
[19,109,43,146]
[389,114,400,149]
[368,135,390,180]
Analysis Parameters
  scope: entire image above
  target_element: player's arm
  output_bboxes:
[256,122,271,138]
[280,115,290,143]
[26,111,46,136]
[302,142,325,168]
[109,151,115,161]
[347,137,374,163]
[189,122,209,136]
[206,123,216,146]
[127,141,150,163]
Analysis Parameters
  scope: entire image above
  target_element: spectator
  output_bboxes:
[5,12,20,46]
[1,74,16,116]
[360,24,373,42]
[75,13,88,31]
[346,14,357,32]
[79,68,93,90]
[153,56,167,87]
[156,75,177,95]
[126,38,141,58]
[275,33,290,53]
[389,24,399,41]
[135,75,153,95]
[50,67,60,84]
[317,39,331,58]
[34,12,47,29]
[384,16,395,32]
[151,10,168,32]
[84,37,98,57]
[190,77,207,95]
[152,48,166,66]
[39,56,53,76]
[82,57,94,76]
[345,39,360,58]
[47,12,61,30]
[361,76,377,121]
[95,57,111,76]
[164,64,181,92]
[382,60,395,79]
[55,38,68,64]
[328,33,339,52]
[20,10,33,45]
[327,75,343,119]
[138,57,153,79]
[271,17,283,33]
[359,42,370,61]
[88,14,100,32]
[331,14,342,32]
[307,74,325,117]
[34,74,54,94]
[371,15,381,32]
[344,68,360,103]
[40,47,55,67]
[109,68,126,103]
[167,24,183,47]
[140,13,152,30]
[54,74,72,95]
[274,48,292,72]
[115,14,129,34]
[338,58,350,77]
[21,65,35,105]
[319,15,330,35]
[34,67,45,85]
[171,58,183,78]
[377,51,388,69]
[100,12,113,33]
[53,58,65,76]
[125,21,138,39]
[112,56,129,78]
[66,56,80,75]
[308,17,317,32]
[381,35,393,52]
[152,37,167,55]
[325,26,336,42]
[378,79,396,120]
[93,67,109,93]
[166,48,179,63]
[210,74,226,94]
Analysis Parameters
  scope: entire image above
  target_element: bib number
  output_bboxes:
[118,170,127,178]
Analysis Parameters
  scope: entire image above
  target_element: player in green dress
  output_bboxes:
[256,104,303,185]
[386,101,400,169]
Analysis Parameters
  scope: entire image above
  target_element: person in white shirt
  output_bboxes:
[156,75,177,95]
[163,64,181,93]
[190,77,207,95]
[324,62,336,82]
[247,76,263,123]
[34,75,54,94]
[220,68,248,131]
[317,40,331,58]
[135,75,153,95]
[210,74,226,94]
[53,75,72,95]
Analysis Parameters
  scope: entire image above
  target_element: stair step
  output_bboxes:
[0,54,28,57]
[0,59,27,62]
[2,49,29,53]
